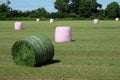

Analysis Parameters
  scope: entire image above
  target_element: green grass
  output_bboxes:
[0,20,120,80]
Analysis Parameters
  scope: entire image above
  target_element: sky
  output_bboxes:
[0,0,120,12]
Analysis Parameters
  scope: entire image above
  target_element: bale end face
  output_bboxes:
[11,40,36,67]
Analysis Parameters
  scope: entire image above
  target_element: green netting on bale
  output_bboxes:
[11,34,54,67]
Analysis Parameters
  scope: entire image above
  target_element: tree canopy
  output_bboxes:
[0,0,120,20]
[105,2,120,18]
[54,0,102,18]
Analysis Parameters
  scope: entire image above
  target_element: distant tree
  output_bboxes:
[8,10,18,17]
[105,2,120,18]
[54,0,102,18]
[22,11,31,17]
[69,0,81,14]
[29,8,48,18]
[6,0,11,5]
[72,0,102,17]
[54,0,70,13]
[0,3,10,12]
[8,10,25,17]
[119,8,120,17]
[0,0,11,19]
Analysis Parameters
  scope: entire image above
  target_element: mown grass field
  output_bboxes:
[0,20,120,80]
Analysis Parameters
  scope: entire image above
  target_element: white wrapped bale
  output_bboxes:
[50,19,55,24]
[93,19,99,24]
[36,18,40,22]
[115,18,119,21]
[14,22,23,30]
[55,26,72,42]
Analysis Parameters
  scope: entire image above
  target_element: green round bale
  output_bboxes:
[11,34,54,67]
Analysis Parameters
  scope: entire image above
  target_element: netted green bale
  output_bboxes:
[11,34,54,67]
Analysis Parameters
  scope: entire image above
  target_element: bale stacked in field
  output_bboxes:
[14,22,23,30]
[11,34,54,67]
[55,26,72,42]
[93,19,99,24]
[50,19,54,24]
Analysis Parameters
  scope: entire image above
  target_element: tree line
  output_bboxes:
[0,0,120,20]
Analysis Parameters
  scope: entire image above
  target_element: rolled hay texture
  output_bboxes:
[36,18,40,22]
[50,19,54,24]
[93,19,99,24]
[55,26,72,42]
[11,34,54,67]
[115,18,119,21]
[14,22,23,30]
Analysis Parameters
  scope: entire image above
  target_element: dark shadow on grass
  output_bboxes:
[71,40,76,42]
[35,59,61,67]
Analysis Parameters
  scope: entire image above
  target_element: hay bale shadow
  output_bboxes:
[71,40,76,42]
[35,59,61,67]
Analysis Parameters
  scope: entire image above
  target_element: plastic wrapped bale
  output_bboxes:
[11,34,54,67]
[55,26,72,42]
[115,18,119,21]
[93,19,99,24]
[36,18,40,22]
[50,19,54,24]
[14,22,23,30]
